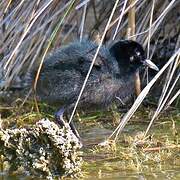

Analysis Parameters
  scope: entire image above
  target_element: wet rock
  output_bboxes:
[0,119,83,179]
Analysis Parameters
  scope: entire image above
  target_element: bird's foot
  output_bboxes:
[69,120,81,140]
[55,108,81,141]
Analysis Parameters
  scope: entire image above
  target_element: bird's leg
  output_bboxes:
[65,111,81,140]
[55,107,66,127]
[55,107,81,139]
[69,120,81,139]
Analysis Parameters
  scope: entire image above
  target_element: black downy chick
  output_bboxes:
[30,40,158,138]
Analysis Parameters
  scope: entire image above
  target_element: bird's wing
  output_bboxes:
[41,40,116,75]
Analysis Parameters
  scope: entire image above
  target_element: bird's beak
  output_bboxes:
[144,59,159,71]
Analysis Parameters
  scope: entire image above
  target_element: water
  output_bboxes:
[0,110,179,179]
[81,116,180,180]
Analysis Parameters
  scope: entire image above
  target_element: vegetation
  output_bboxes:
[0,0,179,179]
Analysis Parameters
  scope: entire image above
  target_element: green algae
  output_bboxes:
[0,101,179,179]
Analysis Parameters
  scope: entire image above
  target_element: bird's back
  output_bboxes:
[33,40,120,107]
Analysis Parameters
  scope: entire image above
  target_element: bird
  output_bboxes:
[31,40,158,105]
[7,39,159,138]
[27,39,159,138]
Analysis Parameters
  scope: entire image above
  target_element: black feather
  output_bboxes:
[30,39,145,112]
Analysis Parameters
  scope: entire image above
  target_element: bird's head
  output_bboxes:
[109,40,159,75]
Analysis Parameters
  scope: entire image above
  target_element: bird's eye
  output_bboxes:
[130,56,134,62]
[136,51,141,56]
